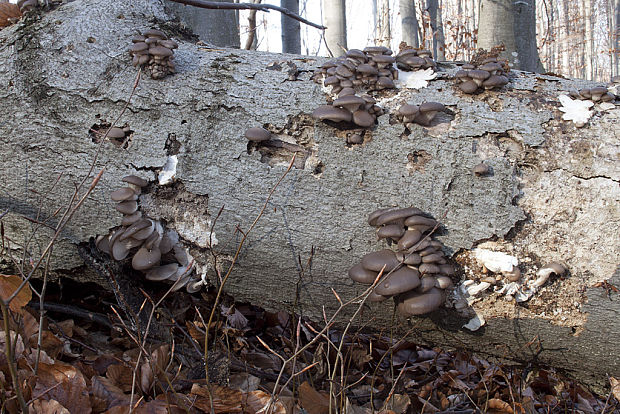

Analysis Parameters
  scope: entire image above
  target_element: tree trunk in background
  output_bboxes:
[400,0,420,48]
[584,0,593,80]
[281,0,301,54]
[427,0,446,60]
[167,0,240,48]
[375,0,392,47]
[477,0,517,66]
[513,0,544,72]
[610,0,620,76]
[243,0,261,50]
[323,0,347,56]
[562,1,570,76]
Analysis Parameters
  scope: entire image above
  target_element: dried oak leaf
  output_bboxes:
[298,381,330,414]
[28,398,70,414]
[106,364,134,393]
[610,377,620,402]
[487,398,514,413]
[0,274,32,313]
[0,3,21,28]
[33,362,91,414]
[91,376,131,409]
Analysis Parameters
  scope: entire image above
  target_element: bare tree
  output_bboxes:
[427,0,446,60]
[400,0,420,48]
[375,0,392,47]
[282,0,301,54]
[514,0,544,72]
[167,0,240,48]
[323,0,347,56]
[477,0,517,65]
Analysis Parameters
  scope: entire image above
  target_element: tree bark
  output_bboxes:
[0,0,619,393]
[167,0,240,48]
[400,0,420,48]
[322,0,346,56]
[281,0,301,54]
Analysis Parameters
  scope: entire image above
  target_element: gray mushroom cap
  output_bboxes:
[374,266,421,296]
[107,127,126,139]
[397,230,423,250]
[348,263,378,284]
[404,215,437,228]
[115,200,138,215]
[376,224,406,240]
[132,246,162,270]
[473,162,490,176]
[352,110,375,127]
[122,175,148,187]
[416,276,437,293]
[110,187,136,202]
[375,207,424,226]
[397,287,445,316]
[245,127,271,142]
[483,75,509,89]
[395,251,422,265]
[145,263,179,281]
[312,106,352,123]
[333,95,366,112]
[459,80,479,94]
[361,249,401,272]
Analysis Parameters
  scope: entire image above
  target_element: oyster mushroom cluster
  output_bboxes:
[129,29,178,80]
[312,92,382,127]
[454,57,509,94]
[312,46,400,94]
[348,207,455,316]
[96,175,202,293]
[395,48,436,72]
[395,102,445,126]
[569,87,616,103]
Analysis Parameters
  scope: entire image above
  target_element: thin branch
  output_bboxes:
[166,0,326,30]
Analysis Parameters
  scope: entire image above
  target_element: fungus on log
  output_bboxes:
[0,0,618,393]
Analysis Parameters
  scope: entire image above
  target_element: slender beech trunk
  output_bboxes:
[614,0,619,77]
[514,0,544,72]
[477,0,518,66]
[376,0,392,47]
[427,0,446,60]
[281,0,301,54]
[584,0,593,79]
[400,0,420,48]
[323,0,347,56]
[168,0,240,48]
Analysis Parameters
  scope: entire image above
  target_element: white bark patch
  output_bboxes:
[558,94,594,127]
[463,313,486,331]
[174,213,218,249]
[158,155,178,185]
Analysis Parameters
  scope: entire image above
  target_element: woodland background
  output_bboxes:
[167,0,619,82]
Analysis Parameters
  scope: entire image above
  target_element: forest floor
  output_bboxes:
[0,276,618,414]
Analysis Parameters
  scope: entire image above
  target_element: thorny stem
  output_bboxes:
[203,155,296,410]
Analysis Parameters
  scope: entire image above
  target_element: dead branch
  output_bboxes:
[166,0,326,30]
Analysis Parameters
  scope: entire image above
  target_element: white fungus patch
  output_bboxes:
[558,94,594,127]
[158,155,178,185]
[463,313,486,331]
[396,68,437,90]
[472,248,518,274]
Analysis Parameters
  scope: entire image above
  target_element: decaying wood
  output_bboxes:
[0,0,618,392]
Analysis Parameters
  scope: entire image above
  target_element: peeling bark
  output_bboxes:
[0,0,618,392]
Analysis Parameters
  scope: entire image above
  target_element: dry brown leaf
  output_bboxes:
[140,344,170,394]
[20,309,39,345]
[245,389,287,414]
[91,375,131,409]
[610,377,620,402]
[186,321,205,347]
[191,383,243,413]
[106,364,134,393]
[0,274,32,313]
[382,393,410,414]
[33,362,91,414]
[51,320,75,337]
[487,398,514,413]
[0,3,21,28]
[29,398,70,414]
[298,381,330,414]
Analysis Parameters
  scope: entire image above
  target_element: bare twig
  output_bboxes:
[166,0,325,30]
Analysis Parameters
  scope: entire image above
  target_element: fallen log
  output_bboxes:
[0,0,618,393]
